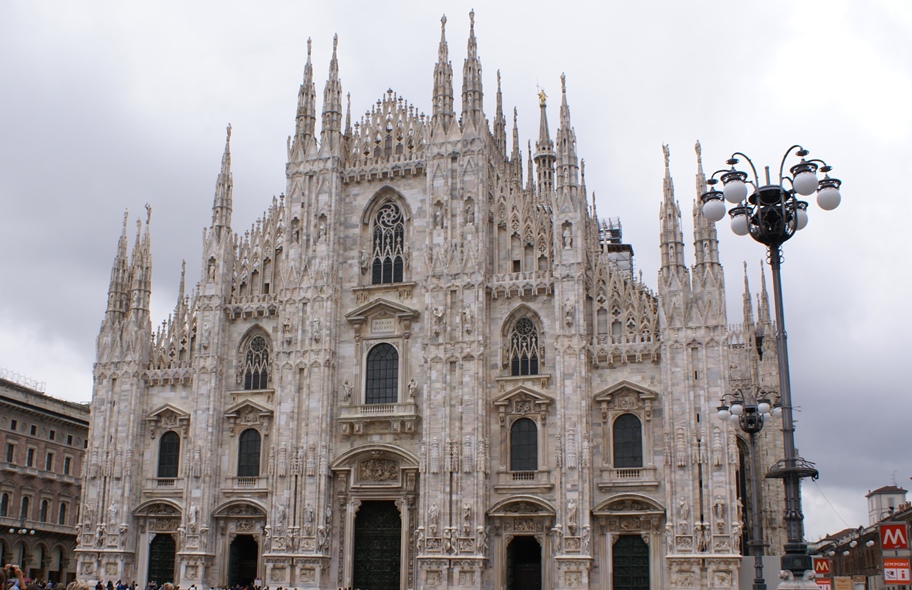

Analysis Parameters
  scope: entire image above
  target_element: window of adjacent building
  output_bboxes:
[26,447,35,467]
[237,429,261,477]
[365,343,398,404]
[509,317,540,376]
[58,503,68,525]
[613,413,644,468]
[30,424,37,436]
[45,452,54,471]
[0,492,9,516]
[370,201,405,284]
[20,496,30,519]
[5,443,14,463]
[63,456,72,476]
[67,434,73,445]
[49,430,56,441]
[39,499,49,522]
[157,431,180,478]
[9,419,17,431]
[243,335,270,390]
[510,418,538,472]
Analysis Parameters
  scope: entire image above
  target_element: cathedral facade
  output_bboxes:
[76,13,788,590]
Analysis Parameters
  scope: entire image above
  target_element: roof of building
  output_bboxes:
[866,485,908,497]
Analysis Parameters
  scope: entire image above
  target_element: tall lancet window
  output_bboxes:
[243,335,270,390]
[509,317,540,376]
[371,202,405,284]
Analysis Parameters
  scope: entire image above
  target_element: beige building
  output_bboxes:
[1,371,89,583]
[76,13,789,590]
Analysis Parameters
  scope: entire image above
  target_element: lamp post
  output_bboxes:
[718,388,780,590]
[701,145,842,581]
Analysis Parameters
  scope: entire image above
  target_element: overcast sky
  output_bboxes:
[1,0,910,542]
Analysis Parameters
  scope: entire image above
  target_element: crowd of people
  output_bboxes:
[1,565,81,590]
[2,568,273,590]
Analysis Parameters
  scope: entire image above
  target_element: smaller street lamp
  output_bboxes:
[718,388,780,590]
[8,517,36,535]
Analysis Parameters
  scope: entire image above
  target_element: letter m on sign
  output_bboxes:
[813,556,831,576]
[881,523,910,550]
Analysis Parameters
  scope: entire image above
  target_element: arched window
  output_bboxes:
[365,343,398,404]
[613,413,643,468]
[243,335,270,390]
[237,429,261,477]
[20,496,30,520]
[157,431,180,478]
[510,418,538,472]
[39,500,49,522]
[58,503,68,525]
[509,317,540,376]
[0,492,9,517]
[370,202,405,284]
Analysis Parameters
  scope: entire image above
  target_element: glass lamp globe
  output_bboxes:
[731,214,750,236]
[795,208,809,230]
[729,414,740,424]
[817,186,841,211]
[702,199,726,223]
[793,171,818,196]
[758,401,771,414]
[717,408,731,421]
[730,403,743,416]
[723,179,748,204]
[771,406,782,417]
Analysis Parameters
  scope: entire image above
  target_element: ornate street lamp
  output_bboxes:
[701,145,842,581]
[719,388,780,590]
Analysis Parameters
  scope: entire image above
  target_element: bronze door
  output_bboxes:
[352,500,401,590]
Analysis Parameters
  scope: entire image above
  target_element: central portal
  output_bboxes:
[228,535,259,587]
[507,536,542,590]
[352,500,401,590]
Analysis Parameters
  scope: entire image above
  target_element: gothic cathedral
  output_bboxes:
[76,12,787,590]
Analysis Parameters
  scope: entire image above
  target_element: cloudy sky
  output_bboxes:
[1,1,910,541]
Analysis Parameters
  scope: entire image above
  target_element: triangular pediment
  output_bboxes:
[224,398,273,418]
[145,403,190,422]
[593,380,658,403]
[345,297,420,323]
[493,385,554,408]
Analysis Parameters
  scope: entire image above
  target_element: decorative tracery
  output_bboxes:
[243,335,270,390]
[371,202,405,284]
[509,317,540,376]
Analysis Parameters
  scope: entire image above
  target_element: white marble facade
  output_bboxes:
[76,13,786,590]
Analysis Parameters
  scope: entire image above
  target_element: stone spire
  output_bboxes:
[742,262,754,326]
[493,70,506,156]
[460,10,484,131]
[291,39,317,159]
[659,144,687,274]
[211,125,233,239]
[319,34,343,153]
[534,89,555,198]
[692,140,720,268]
[511,107,521,165]
[127,205,153,319]
[526,140,536,194]
[555,74,580,194]
[758,261,772,327]
[104,210,131,321]
[431,15,454,132]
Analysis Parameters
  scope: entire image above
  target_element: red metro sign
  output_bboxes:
[881,523,910,550]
